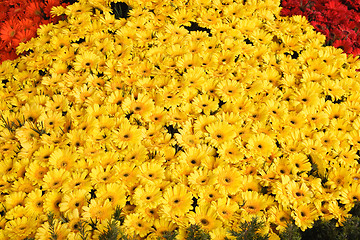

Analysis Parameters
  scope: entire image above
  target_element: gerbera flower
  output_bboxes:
[96,182,127,208]
[138,162,165,185]
[188,167,216,194]
[267,205,292,232]
[62,169,91,193]
[150,217,178,239]
[59,188,89,217]
[218,142,245,164]
[246,133,276,157]
[49,147,77,171]
[288,152,312,175]
[191,93,219,115]
[25,189,45,219]
[89,165,116,186]
[339,183,360,207]
[188,203,222,232]
[43,190,62,217]
[134,184,162,209]
[42,168,70,191]
[123,144,148,164]
[33,145,56,162]
[123,213,152,238]
[74,50,101,72]
[11,177,34,194]
[174,121,202,148]
[326,166,352,190]
[291,204,319,231]
[25,160,49,185]
[162,184,193,216]
[114,161,139,186]
[238,175,260,192]
[211,197,239,223]
[82,198,113,222]
[4,216,37,239]
[213,165,242,195]
[205,121,236,148]
[21,103,43,123]
[0,19,19,43]
[286,180,313,206]
[35,218,71,240]
[66,129,87,148]
[178,146,211,168]
[112,120,144,149]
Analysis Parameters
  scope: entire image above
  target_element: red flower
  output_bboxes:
[0,20,19,43]
[26,0,46,18]
[333,39,354,53]
[13,29,36,45]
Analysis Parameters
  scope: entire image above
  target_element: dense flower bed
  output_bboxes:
[280,0,360,56]
[1,0,360,239]
[0,0,70,63]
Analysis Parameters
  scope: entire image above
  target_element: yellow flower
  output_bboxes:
[59,189,89,217]
[199,185,225,206]
[211,197,239,223]
[286,180,313,206]
[326,166,352,190]
[123,213,152,238]
[113,161,139,187]
[178,146,211,168]
[134,184,162,209]
[267,205,292,232]
[62,169,92,193]
[218,141,245,164]
[339,183,360,208]
[74,50,101,72]
[188,167,216,194]
[188,203,222,232]
[205,121,236,148]
[138,162,165,185]
[25,160,49,185]
[288,152,312,175]
[89,165,116,186]
[162,184,193,216]
[82,199,113,222]
[213,165,242,195]
[191,94,219,115]
[35,218,71,240]
[291,204,319,231]
[149,217,178,239]
[42,168,70,191]
[123,144,148,164]
[246,133,276,157]
[174,120,202,148]
[112,119,145,149]
[4,217,37,239]
[43,190,62,218]
[240,191,273,217]
[25,189,45,220]
[48,147,77,171]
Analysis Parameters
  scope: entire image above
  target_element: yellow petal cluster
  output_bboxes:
[1,0,360,239]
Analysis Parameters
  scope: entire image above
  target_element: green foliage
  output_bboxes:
[98,220,121,240]
[0,115,25,132]
[159,230,178,240]
[227,217,269,240]
[337,216,360,240]
[301,219,339,240]
[185,224,211,240]
[47,212,58,240]
[279,223,302,240]
[78,220,90,240]
[44,206,360,240]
